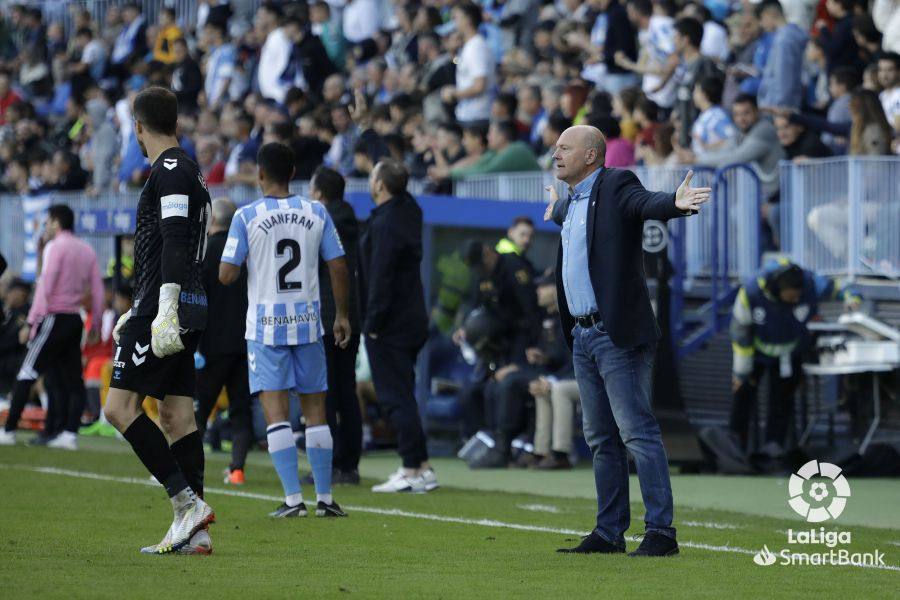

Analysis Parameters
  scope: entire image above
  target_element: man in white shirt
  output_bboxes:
[441,2,495,124]
[877,53,900,132]
[343,0,382,44]
[618,0,677,109]
[255,3,293,104]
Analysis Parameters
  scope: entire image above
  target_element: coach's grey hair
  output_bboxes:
[211,197,237,228]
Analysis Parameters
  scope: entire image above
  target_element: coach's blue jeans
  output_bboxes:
[572,323,676,547]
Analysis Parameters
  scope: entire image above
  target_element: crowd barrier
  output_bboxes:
[779,156,900,280]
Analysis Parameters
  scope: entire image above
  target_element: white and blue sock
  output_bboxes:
[305,425,333,504]
[267,422,302,506]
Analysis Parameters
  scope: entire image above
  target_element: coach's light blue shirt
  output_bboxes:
[561,168,601,317]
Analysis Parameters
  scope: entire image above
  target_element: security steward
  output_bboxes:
[455,239,541,438]
[730,259,861,452]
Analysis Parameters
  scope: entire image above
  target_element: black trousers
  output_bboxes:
[195,353,253,471]
[5,313,86,434]
[324,333,362,472]
[460,369,534,443]
[729,358,802,452]
[366,336,428,469]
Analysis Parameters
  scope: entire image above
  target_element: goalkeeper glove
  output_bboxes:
[151,283,185,357]
[112,309,131,344]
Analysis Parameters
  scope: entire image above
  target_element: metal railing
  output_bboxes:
[779,157,900,280]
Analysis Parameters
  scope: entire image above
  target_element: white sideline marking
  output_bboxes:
[4,464,899,572]
[682,520,742,530]
[517,503,562,514]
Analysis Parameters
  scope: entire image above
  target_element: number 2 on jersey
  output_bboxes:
[276,238,302,291]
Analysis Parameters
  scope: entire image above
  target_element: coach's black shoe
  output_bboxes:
[316,501,347,517]
[557,531,626,554]
[269,502,308,518]
[628,532,679,557]
[334,469,360,485]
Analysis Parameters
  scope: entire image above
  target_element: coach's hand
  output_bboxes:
[543,185,559,222]
[112,309,131,344]
[151,283,184,357]
[675,170,712,213]
[333,315,351,349]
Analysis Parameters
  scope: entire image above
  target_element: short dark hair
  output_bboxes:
[628,0,654,17]
[257,142,295,185]
[463,123,489,146]
[204,20,227,38]
[455,2,483,29]
[698,76,724,105]
[269,121,294,142]
[635,95,659,121]
[674,17,703,49]
[133,86,178,135]
[830,66,860,91]
[547,113,571,134]
[75,27,93,39]
[375,159,409,196]
[491,120,518,143]
[438,122,463,139]
[494,92,517,117]
[878,51,900,70]
[732,93,758,109]
[511,216,534,228]
[47,204,75,231]
[311,166,345,201]
[756,0,784,17]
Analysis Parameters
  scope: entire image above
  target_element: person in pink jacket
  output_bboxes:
[0,204,104,450]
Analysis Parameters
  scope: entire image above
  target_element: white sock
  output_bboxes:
[170,487,197,512]
[286,492,303,507]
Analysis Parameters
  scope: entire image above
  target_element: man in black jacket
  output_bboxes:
[548,125,710,557]
[360,159,437,493]
[196,198,253,486]
[309,166,362,484]
[171,39,203,114]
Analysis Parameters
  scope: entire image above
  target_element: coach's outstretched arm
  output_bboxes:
[619,169,711,221]
[327,256,351,349]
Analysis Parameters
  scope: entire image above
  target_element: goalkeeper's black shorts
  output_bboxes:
[110,316,200,400]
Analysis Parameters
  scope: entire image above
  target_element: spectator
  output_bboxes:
[774,113,832,159]
[201,20,235,110]
[224,110,259,184]
[848,89,893,155]
[282,16,336,102]
[758,0,809,110]
[873,0,900,54]
[310,1,345,70]
[196,136,226,186]
[449,120,541,179]
[324,103,360,176]
[69,28,106,96]
[109,3,147,83]
[593,0,640,94]
[255,2,292,104]
[683,2,730,63]
[343,0,382,45]
[823,66,859,153]
[171,38,202,114]
[0,69,21,125]
[672,17,721,148]
[692,94,782,197]
[816,0,860,74]
[876,52,900,131]
[442,3,496,125]
[688,76,737,155]
[725,8,770,102]
[591,115,635,167]
[616,0,677,110]
[152,7,183,65]
[84,98,118,194]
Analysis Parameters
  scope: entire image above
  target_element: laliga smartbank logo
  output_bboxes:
[752,460,886,567]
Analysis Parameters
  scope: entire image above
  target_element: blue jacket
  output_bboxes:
[758,23,807,109]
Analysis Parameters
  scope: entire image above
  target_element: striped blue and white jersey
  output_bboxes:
[221,195,345,346]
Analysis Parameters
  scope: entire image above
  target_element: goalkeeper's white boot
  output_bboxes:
[159,493,215,554]
[139,523,174,555]
[177,527,212,555]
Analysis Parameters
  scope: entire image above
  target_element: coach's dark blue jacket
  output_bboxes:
[551,168,692,350]
[359,191,428,348]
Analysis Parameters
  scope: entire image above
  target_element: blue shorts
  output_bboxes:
[247,339,328,395]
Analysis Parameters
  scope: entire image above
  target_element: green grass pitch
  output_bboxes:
[1,436,897,599]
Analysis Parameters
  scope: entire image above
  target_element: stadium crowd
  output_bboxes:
[0,0,898,468]
[0,0,897,203]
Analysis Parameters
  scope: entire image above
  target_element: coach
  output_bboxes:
[359,159,437,494]
[549,126,710,557]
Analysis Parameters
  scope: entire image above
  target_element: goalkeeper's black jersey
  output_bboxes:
[131,146,211,331]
